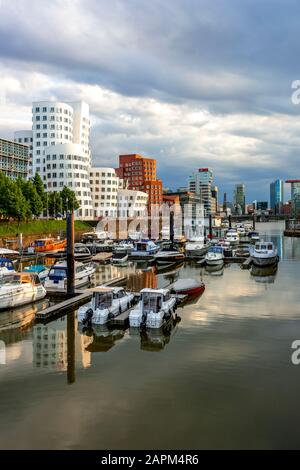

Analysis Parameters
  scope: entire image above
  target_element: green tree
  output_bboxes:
[0,173,10,218]
[61,186,80,214]
[32,173,46,208]
[20,180,43,217]
[48,192,62,217]
[7,181,31,221]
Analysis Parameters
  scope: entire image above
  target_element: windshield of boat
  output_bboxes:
[49,267,67,279]
[142,293,162,313]
[209,246,223,254]
[95,291,113,308]
[0,273,32,285]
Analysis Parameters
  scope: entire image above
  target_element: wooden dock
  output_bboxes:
[35,291,92,322]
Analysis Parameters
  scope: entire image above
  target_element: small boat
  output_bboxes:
[248,231,260,242]
[251,241,278,267]
[236,224,246,236]
[113,240,134,254]
[205,246,224,266]
[30,238,67,253]
[78,286,136,326]
[86,239,116,253]
[44,261,96,291]
[81,231,109,242]
[154,245,185,265]
[0,248,19,259]
[185,236,209,258]
[0,272,46,309]
[129,288,178,329]
[235,246,251,258]
[23,264,50,282]
[222,220,230,229]
[49,243,92,262]
[0,257,16,276]
[130,240,159,258]
[170,278,205,297]
[225,229,239,246]
[111,251,129,265]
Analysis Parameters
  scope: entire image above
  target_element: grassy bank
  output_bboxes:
[0,219,92,237]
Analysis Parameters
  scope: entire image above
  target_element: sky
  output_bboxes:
[0,0,299,202]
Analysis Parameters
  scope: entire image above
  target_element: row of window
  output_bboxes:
[34,106,72,115]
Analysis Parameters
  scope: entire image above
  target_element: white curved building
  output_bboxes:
[28,100,93,219]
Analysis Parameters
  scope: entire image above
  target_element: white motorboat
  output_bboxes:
[225,229,239,245]
[113,240,134,254]
[185,236,209,258]
[129,288,177,329]
[236,224,246,236]
[0,273,46,310]
[222,220,230,229]
[205,246,225,266]
[248,231,260,242]
[78,286,136,326]
[23,264,50,282]
[44,261,96,292]
[81,230,109,242]
[251,241,278,267]
[111,251,129,265]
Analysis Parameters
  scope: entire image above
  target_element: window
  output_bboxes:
[42,107,47,112]
[35,107,40,113]
[42,116,47,121]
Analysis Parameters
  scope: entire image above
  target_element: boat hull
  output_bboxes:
[33,240,67,253]
[252,255,278,267]
[0,285,46,310]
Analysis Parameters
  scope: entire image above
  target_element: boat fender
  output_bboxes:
[107,311,114,320]
[82,308,94,328]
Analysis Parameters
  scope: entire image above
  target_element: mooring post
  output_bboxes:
[229,214,232,229]
[66,210,75,296]
[170,210,174,244]
[209,214,213,239]
[253,213,256,230]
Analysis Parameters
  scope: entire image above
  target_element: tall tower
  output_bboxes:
[188,168,213,216]
[234,184,246,214]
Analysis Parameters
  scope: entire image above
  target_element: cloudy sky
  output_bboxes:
[0,0,299,202]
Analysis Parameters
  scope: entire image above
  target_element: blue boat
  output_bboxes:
[131,240,160,258]
[0,257,15,275]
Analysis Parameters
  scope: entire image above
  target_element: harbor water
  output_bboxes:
[1,221,300,449]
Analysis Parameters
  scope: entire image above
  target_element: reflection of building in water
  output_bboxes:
[83,327,125,353]
[93,265,121,285]
[126,267,157,291]
[33,317,91,370]
[33,318,67,370]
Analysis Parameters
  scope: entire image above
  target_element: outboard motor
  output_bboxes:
[82,308,94,328]
[140,312,147,330]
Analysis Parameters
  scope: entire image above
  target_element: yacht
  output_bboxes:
[78,286,136,326]
[30,237,66,253]
[111,251,129,265]
[225,229,239,246]
[0,273,46,309]
[251,241,278,267]
[205,246,225,266]
[248,231,260,242]
[185,236,209,258]
[113,240,134,254]
[130,240,159,258]
[44,260,96,292]
[129,288,178,329]
[81,230,109,242]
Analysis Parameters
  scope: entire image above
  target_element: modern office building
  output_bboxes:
[14,130,33,177]
[117,189,148,218]
[286,180,300,217]
[211,185,218,213]
[116,154,162,212]
[89,167,120,218]
[234,184,246,214]
[270,179,284,214]
[0,138,29,179]
[15,100,93,219]
[255,201,268,211]
[188,168,213,215]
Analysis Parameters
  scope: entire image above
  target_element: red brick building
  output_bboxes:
[116,154,163,211]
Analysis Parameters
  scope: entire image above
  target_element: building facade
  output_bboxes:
[14,130,33,177]
[116,154,162,212]
[0,138,29,180]
[234,184,246,214]
[89,167,120,218]
[16,101,93,219]
[188,168,213,215]
[286,180,300,217]
[270,179,284,214]
[117,189,148,218]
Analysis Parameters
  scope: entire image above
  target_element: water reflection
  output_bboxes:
[80,325,126,353]
[251,264,278,284]
[138,315,181,352]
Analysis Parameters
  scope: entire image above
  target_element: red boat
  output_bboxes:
[170,278,205,296]
[31,238,67,253]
